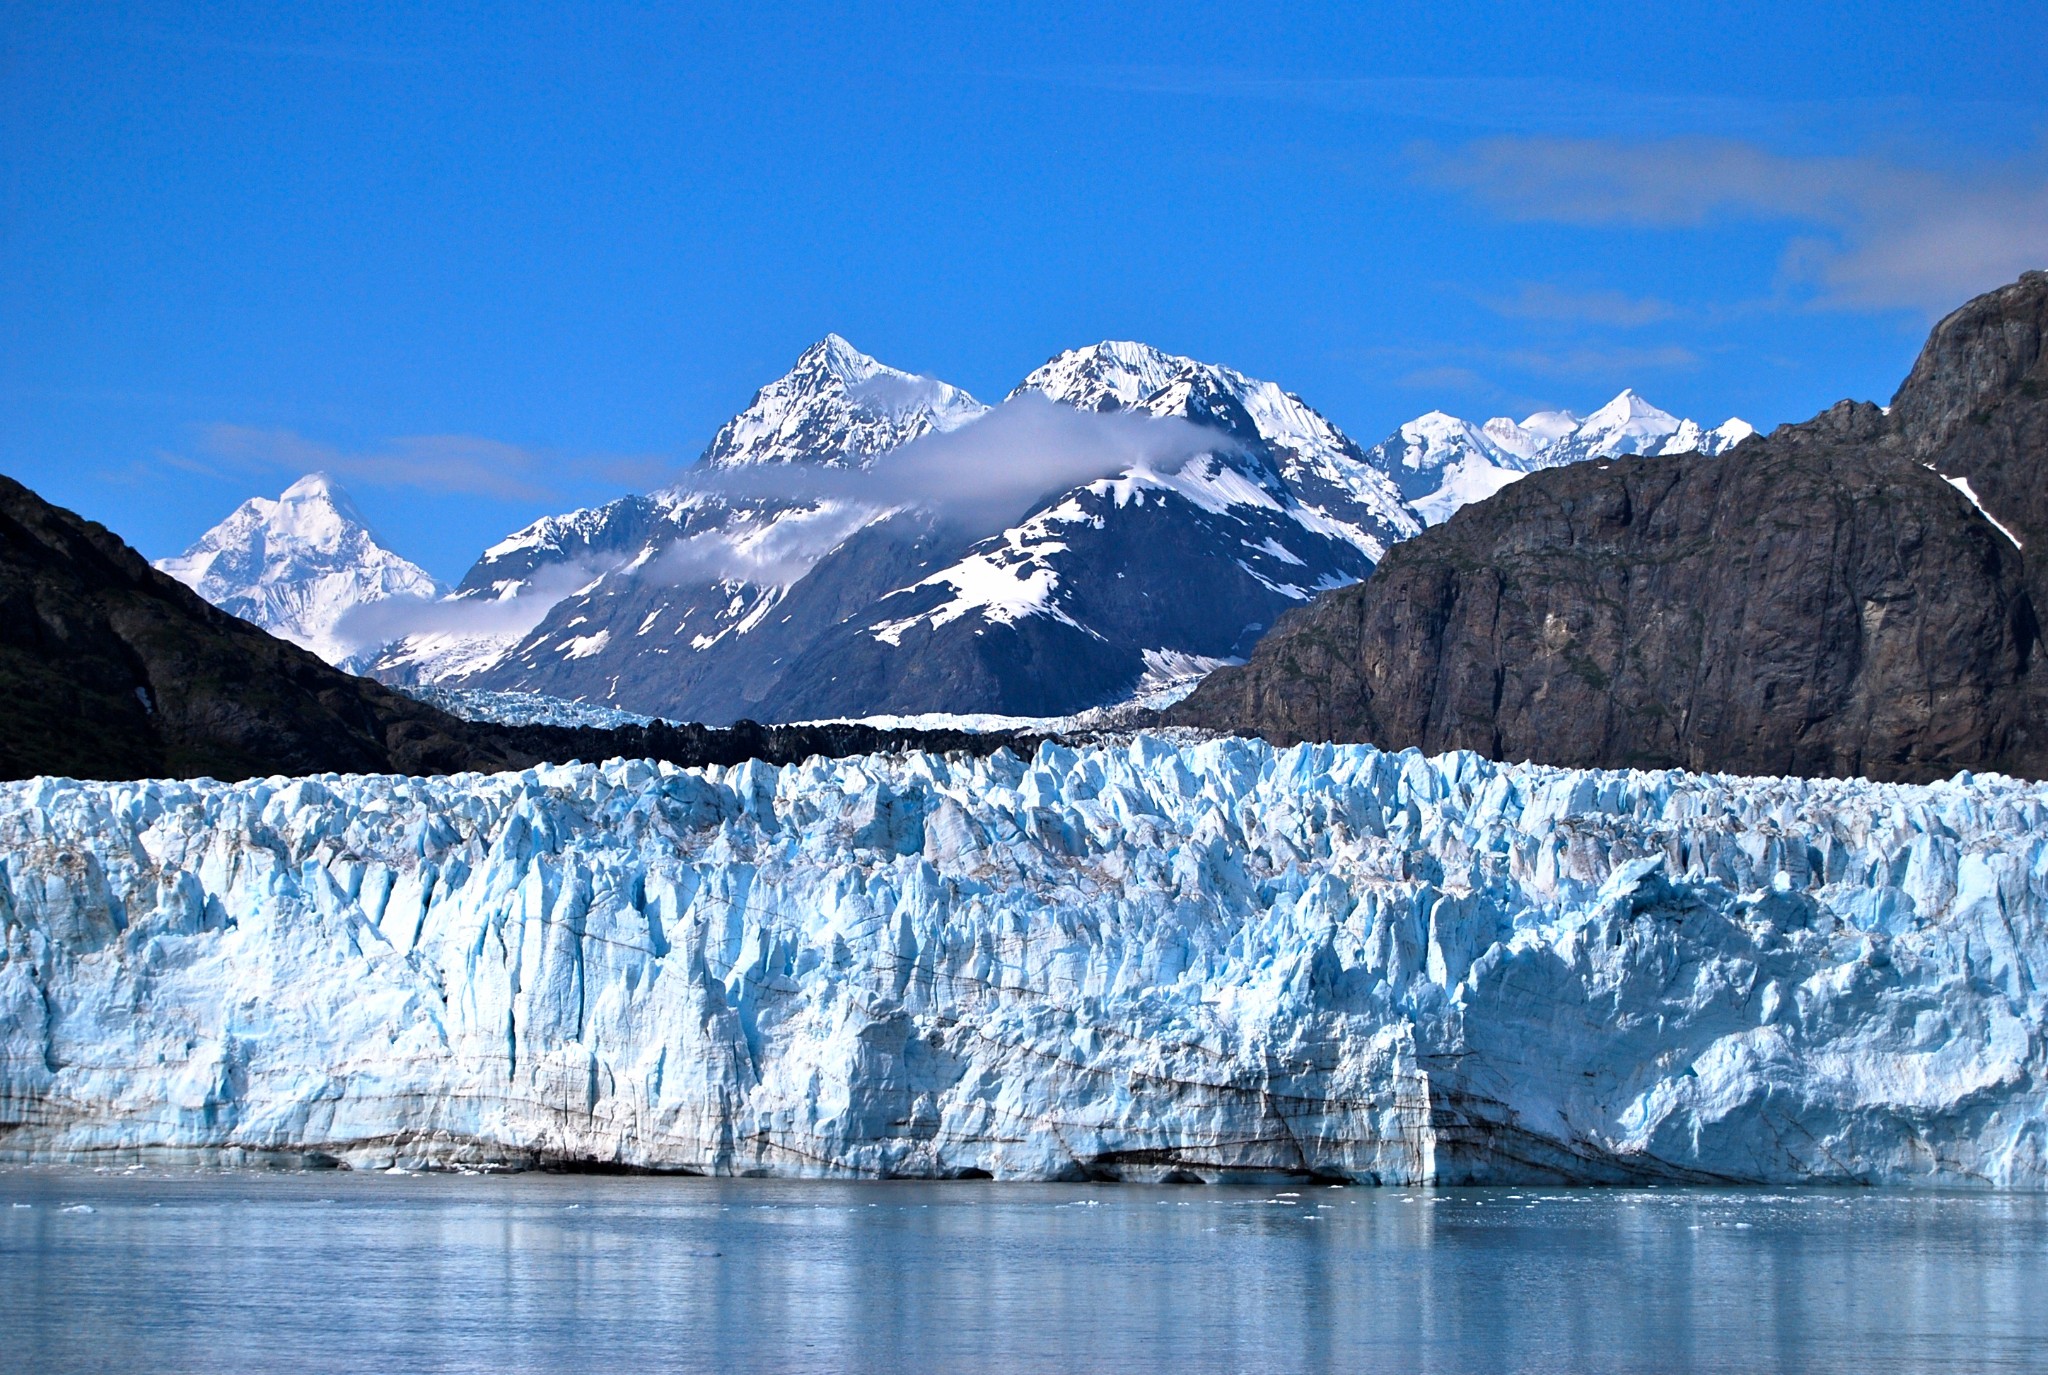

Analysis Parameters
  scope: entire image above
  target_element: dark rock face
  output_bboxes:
[1174,272,2048,783]
[0,475,1045,782]
[1890,273,2048,608]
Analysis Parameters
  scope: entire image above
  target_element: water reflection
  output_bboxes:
[3,1173,2043,1373]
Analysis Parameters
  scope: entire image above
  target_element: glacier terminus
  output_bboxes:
[2,737,2042,1186]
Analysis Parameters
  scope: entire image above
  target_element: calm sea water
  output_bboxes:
[3,1170,2043,1374]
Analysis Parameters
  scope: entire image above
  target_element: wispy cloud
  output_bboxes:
[1425,136,2048,314]
[332,560,603,652]
[1393,365,1495,395]
[191,425,677,503]
[642,393,1234,588]
[1477,282,1676,328]
[330,396,1241,656]
[1499,343,1701,377]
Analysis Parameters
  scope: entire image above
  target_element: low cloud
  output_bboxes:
[1425,135,2048,314]
[194,424,676,502]
[665,391,1235,556]
[332,560,606,655]
[644,503,889,589]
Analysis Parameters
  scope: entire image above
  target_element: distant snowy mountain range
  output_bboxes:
[1369,390,1754,525]
[163,340,1749,720]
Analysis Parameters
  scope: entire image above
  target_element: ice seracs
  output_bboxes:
[1370,390,1755,525]
[3,739,2043,1185]
[156,472,443,664]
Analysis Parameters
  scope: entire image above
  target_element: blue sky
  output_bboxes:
[5,2,2046,580]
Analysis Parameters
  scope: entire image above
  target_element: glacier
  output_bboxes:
[2,737,2044,1185]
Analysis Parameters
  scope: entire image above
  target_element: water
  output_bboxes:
[4,1171,2044,1374]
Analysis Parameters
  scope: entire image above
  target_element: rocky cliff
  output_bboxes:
[1174,273,2048,783]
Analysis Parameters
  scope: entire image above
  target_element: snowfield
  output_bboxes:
[2,738,2044,1185]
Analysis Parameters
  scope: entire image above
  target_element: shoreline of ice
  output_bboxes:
[3,738,2044,1185]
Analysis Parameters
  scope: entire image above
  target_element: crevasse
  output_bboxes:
[2,737,2044,1185]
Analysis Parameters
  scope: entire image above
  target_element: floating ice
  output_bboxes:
[1,738,2043,1185]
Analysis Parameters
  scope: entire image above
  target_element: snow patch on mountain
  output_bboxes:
[156,473,443,663]
[1939,472,2024,549]
[4,741,2045,1185]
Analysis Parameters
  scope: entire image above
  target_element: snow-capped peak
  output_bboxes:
[1514,409,1583,447]
[695,335,986,471]
[278,469,359,518]
[157,472,443,664]
[1010,340,1194,413]
[1401,411,1503,457]
[1574,388,1683,454]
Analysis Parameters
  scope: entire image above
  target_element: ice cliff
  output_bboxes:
[2,738,2044,1185]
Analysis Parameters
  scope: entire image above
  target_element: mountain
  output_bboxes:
[0,471,1049,782]
[368,335,985,693]
[1368,390,1754,525]
[731,340,1420,722]
[1011,340,1418,558]
[371,336,1422,723]
[1174,272,2048,784]
[156,472,443,664]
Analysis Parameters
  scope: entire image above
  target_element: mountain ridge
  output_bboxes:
[0,469,1056,782]
[167,337,1757,729]
[365,334,1426,722]
[1367,389,1754,526]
